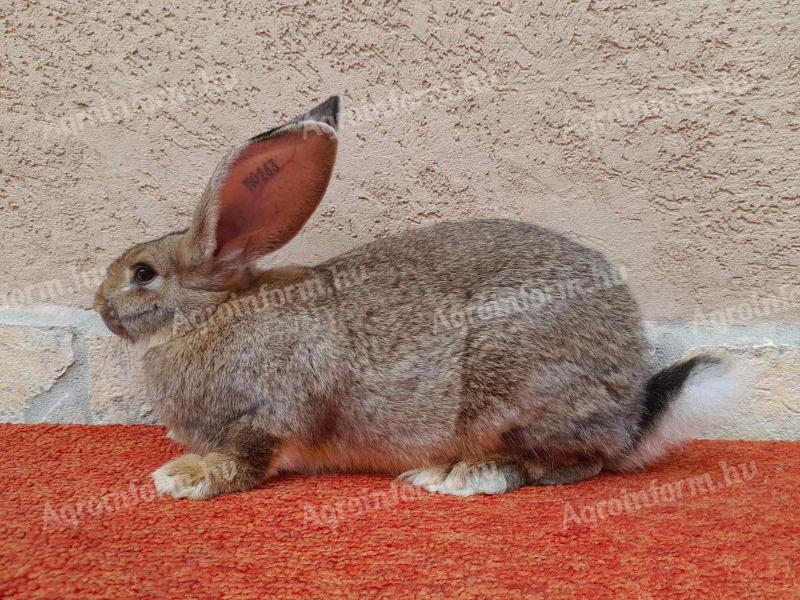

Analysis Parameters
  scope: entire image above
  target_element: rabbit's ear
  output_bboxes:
[188,96,339,265]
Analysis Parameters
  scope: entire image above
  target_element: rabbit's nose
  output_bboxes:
[99,297,119,319]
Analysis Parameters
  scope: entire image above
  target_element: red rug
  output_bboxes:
[1,425,798,598]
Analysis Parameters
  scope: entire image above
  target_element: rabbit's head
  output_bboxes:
[94,96,340,343]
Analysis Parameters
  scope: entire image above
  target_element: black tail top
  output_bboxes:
[637,355,721,436]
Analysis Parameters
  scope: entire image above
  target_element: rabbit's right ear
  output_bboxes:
[187,96,339,275]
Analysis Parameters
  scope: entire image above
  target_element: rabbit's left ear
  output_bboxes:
[189,96,339,265]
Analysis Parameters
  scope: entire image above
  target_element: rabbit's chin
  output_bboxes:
[130,326,177,357]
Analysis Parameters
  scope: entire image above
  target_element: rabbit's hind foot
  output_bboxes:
[398,457,604,496]
[525,458,603,486]
[398,459,527,496]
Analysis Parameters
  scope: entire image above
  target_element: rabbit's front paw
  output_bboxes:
[152,453,238,500]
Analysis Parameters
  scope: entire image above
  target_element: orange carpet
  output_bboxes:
[1,425,798,599]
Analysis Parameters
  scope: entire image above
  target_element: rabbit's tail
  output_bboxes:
[610,355,747,472]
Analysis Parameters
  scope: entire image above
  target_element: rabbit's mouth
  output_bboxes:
[98,303,161,340]
[120,306,158,320]
[99,309,129,339]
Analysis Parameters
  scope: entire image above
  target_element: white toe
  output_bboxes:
[400,462,510,496]
[398,465,450,488]
[151,466,212,500]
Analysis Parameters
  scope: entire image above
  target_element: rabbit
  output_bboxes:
[94,96,742,500]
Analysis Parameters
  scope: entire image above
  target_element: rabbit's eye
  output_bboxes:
[132,264,157,284]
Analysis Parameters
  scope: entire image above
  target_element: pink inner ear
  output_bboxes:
[215,128,337,261]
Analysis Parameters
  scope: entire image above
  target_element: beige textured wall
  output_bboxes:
[2,0,797,322]
[0,1,798,430]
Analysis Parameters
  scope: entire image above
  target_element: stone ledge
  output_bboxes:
[707,345,800,440]
[0,304,109,336]
[0,325,76,422]
[86,335,154,424]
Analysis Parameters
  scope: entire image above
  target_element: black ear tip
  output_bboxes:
[316,95,341,130]
[249,96,342,143]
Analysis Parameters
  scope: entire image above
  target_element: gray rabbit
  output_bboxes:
[95,97,740,499]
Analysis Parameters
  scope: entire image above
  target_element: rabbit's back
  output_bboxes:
[310,219,649,462]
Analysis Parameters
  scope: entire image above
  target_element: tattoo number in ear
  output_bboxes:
[243,159,280,193]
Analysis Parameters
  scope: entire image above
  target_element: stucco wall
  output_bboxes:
[1,0,798,434]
